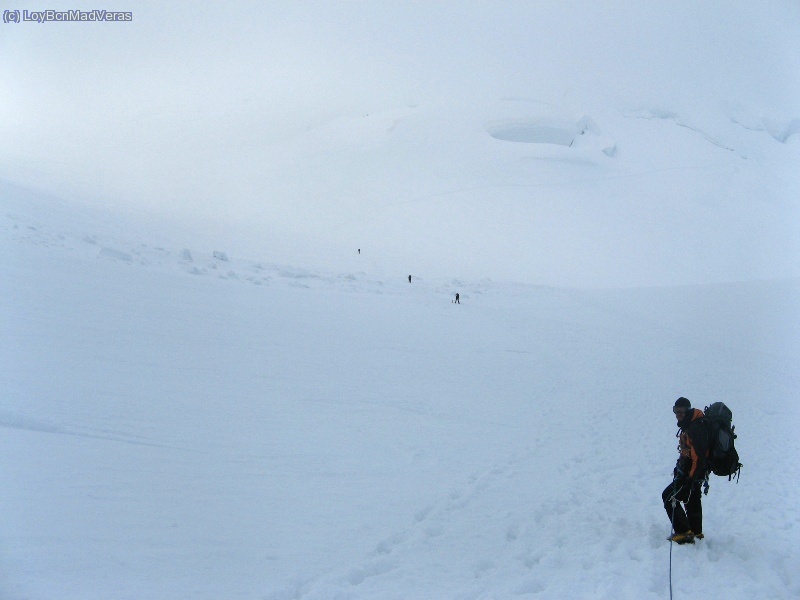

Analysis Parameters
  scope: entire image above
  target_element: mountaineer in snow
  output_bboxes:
[663,397,709,544]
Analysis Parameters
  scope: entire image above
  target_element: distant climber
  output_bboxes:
[454,293,460,304]
[408,275,412,283]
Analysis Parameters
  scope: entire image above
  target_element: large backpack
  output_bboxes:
[703,402,742,481]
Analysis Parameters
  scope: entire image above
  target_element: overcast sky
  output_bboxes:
[2,1,799,285]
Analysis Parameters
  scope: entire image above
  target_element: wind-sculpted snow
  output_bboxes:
[3,211,385,293]
[2,202,799,600]
[0,410,186,450]
[487,115,618,158]
[729,115,800,145]
[625,109,737,154]
[768,119,800,144]
[488,120,578,146]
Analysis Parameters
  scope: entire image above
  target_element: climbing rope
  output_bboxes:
[668,479,679,600]
[669,511,675,600]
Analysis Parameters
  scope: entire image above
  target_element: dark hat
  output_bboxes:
[674,397,691,410]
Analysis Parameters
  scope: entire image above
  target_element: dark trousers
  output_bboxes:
[662,480,703,535]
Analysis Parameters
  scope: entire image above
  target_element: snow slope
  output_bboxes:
[2,195,798,599]
[2,3,799,598]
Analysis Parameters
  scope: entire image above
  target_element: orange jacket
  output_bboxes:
[678,408,709,480]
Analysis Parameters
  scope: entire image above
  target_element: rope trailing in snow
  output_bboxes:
[668,479,679,600]
[669,523,675,600]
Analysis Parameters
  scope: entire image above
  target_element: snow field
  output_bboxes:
[2,207,798,599]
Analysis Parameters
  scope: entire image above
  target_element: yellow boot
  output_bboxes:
[667,531,695,544]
